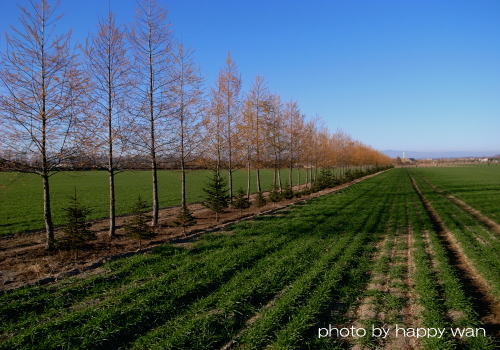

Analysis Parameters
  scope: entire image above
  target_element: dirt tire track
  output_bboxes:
[351,229,420,350]
[381,228,421,350]
[417,175,500,235]
[349,234,390,350]
[410,176,500,335]
[404,227,421,349]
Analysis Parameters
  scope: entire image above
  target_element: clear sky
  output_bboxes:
[1,0,499,154]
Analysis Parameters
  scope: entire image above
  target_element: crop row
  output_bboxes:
[266,171,401,350]
[404,170,494,349]
[411,174,500,296]
[409,166,500,222]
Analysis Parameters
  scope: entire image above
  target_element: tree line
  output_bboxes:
[0,0,392,250]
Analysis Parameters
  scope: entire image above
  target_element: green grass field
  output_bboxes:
[1,168,497,349]
[0,168,309,235]
[409,165,500,221]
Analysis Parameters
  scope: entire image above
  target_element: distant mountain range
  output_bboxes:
[382,150,499,160]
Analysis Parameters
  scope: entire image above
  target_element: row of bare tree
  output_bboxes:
[0,0,391,250]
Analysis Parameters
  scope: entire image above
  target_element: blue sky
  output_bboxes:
[1,0,499,153]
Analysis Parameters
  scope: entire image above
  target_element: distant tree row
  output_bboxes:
[0,0,392,250]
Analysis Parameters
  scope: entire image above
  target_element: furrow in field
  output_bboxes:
[416,174,500,236]
[422,228,496,348]
[406,191,457,349]
[412,175,500,289]
[348,176,420,350]
[410,175,500,340]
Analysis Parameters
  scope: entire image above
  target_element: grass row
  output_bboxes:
[355,191,409,349]
[122,171,398,350]
[405,170,494,349]
[410,166,500,222]
[265,171,399,349]
[411,173,500,296]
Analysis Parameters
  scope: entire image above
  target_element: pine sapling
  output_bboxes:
[124,195,155,248]
[174,205,196,235]
[255,191,267,207]
[203,170,229,222]
[283,184,294,199]
[268,186,282,203]
[232,187,251,214]
[59,191,95,256]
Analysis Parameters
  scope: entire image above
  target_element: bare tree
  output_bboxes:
[0,0,86,250]
[283,101,301,188]
[246,76,268,193]
[168,44,204,212]
[265,94,285,191]
[129,0,172,226]
[84,10,130,238]
[204,83,224,173]
[238,99,254,198]
[219,53,241,201]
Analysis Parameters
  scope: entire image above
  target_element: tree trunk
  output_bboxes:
[216,112,221,175]
[273,164,277,188]
[180,103,186,209]
[256,168,261,193]
[273,152,278,189]
[42,172,55,250]
[150,129,159,226]
[41,47,54,250]
[306,165,309,187]
[227,114,233,202]
[108,168,116,237]
[149,38,159,227]
[255,105,261,193]
[277,168,282,192]
[181,160,186,209]
[246,150,251,199]
[107,71,116,237]
[309,166,313,188]
[228,168,233,203]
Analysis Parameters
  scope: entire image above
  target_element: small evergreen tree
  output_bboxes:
[255,191,267,207]
[174,205,196,235]
[232,188,251,214]
[59,191,95,253]
[203,170,229,222]
[124,195,155,247]
[282,184,294,199]
[268,186,282,203]
[313,169,334,191]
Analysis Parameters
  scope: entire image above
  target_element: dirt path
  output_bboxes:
[349,228,420,350]
[410,176,500,333]
[0,171,386,291]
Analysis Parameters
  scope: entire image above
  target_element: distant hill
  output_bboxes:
[382,150,499,160]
